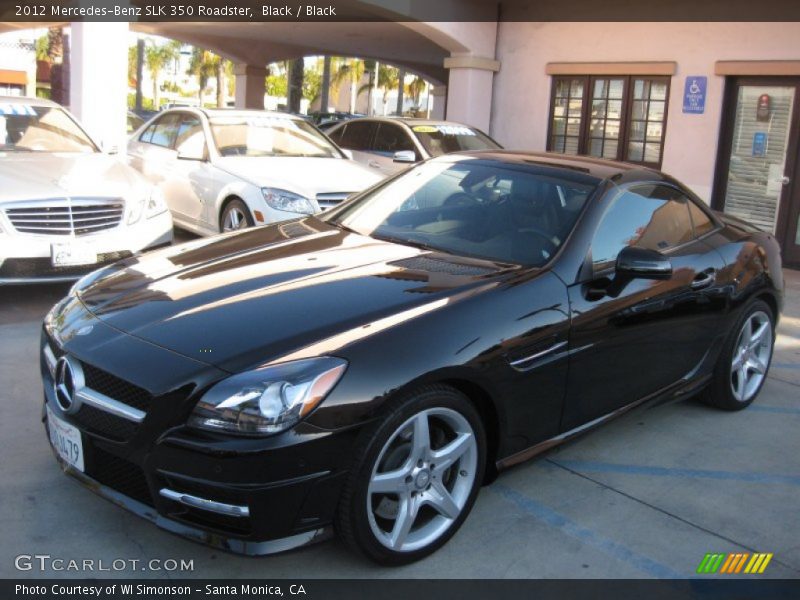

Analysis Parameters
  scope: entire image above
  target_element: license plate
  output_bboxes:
[51,242,97,267]
[47,405,84,472]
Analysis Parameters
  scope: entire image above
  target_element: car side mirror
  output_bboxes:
[177,146,206,161]
[341,148,354,160]
[615,246,672,280]
[393,150,416,163]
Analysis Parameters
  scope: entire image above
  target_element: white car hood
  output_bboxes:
[0,152,145,204]
[213,156,383,199]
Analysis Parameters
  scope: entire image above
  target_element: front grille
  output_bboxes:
[82,363,152,413]
[0,252,132,279]
[4,198,125,236]
[72,404,139,441]
[90,446,153,506]
[316,192,351,210]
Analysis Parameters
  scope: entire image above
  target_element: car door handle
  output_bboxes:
[368,160,381,169]
[691,269,717,290]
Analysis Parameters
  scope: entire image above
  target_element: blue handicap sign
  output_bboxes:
[752,132,768,157]
[683,76,707,114]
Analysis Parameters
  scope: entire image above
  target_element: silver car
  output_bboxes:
[326,117,502,176]
[0,96,173,284]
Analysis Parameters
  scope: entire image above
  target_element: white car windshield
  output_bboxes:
[209,115,341,158]
[0,104,97,153]
[325,158,598,266]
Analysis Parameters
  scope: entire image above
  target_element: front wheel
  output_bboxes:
[703,299,775,411]
[220,199,254,233]
[336,385,486,565]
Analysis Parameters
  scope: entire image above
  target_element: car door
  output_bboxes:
[127,113,181,210]
[561,182,727,431]
[163,113,217,228]
[369,122,420,175]
[335,120,379,172]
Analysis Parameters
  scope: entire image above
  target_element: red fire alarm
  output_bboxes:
[756,94,771,122]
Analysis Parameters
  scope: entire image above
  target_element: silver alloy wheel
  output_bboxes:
[367,407,478,553]
[730,310,773,402]
[222,206,249,232]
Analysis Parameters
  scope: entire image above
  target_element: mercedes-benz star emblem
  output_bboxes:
[54,356,83,414]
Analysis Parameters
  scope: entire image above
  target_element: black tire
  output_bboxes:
[219,198,254,233]
[336,384,486,565]
[702,298,775,411]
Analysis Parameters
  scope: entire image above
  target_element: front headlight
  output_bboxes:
[128,188,168,224]
[187,357,347,436]
[262,187,315,214]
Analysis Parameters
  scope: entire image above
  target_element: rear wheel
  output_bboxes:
[703,299,775,410]
[336,385,486,565]
[220,199,254,233]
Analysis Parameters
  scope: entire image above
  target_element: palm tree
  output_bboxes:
[47,26,65,104]
[188,48,217,106]
[332,58,366,113]
[406,76,427,107]
[145,40,180,110]
[359,64,399,115]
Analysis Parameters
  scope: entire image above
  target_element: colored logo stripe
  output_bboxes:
[697,552,773,574]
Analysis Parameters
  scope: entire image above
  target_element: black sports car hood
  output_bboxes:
[76,218,513,373]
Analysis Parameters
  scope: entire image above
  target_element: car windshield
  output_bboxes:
[411,124,500,157]
[325,158,598,266]
[209,115,341,158]
[0,104,98,153]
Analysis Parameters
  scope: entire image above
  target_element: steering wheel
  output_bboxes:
[519,226,559,255]
[443,192,479,208]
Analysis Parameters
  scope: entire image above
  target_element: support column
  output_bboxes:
[395,68,405,115]
[69,22,128,152]
[429,85,447,120]
[234,64,267,109]
[443,55,500,132]
[320,56,331,112]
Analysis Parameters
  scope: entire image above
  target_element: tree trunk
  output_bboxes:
[152,73,159,110]
[396,69,405,116]
[135,38,144,112]
[216,60,225,107]
[320,56,331,112]
[47,26,65,104]
[288,59,304,113]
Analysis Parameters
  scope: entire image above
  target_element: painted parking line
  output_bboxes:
[553,460,800,487]
[748,405,800,415]
[492,484,684,578]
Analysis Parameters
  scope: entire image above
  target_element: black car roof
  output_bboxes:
[448,150,665,185]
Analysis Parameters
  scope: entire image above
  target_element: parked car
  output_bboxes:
[41,151,782,564]
[326,116,502,176]
[126,110,144,134]
[0,96,173,284]
[127,108,383,236]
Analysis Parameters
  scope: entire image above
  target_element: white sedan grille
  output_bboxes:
[3,198,125,236]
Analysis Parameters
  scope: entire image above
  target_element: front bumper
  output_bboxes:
[40,329,357,555]
[0,212,173,284]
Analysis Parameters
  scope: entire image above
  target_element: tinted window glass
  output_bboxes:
[139,123,155,143]
[338,121,375,150]
[0,105,97,153]
[149,114,180,148]
[175,115,206,157]
[327,124,345,144]
[688,199,715,236]
[411,124,500,157]
[591,185,694,269]
[326,160,598,266]
[373,123,416,154]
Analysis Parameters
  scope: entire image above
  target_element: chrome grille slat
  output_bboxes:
[4,198,125,236]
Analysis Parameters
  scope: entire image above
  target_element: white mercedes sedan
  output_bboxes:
[0,96,173,285]
[127,108,383,236]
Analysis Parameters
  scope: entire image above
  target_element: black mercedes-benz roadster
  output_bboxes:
[41,151,783,564]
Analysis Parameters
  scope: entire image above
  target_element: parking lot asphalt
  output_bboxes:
[1,240,798,579]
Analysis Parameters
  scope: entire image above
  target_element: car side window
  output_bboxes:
[591,184,695,271]
[174,115,206,156]
[327,124,345,144]
[148,114,180,148]
[373,123,416,155]
[139,123,156,144]
[338,121,376,151]
[687,198,715,237]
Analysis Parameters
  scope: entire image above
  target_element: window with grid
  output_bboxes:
[548,75,670,167]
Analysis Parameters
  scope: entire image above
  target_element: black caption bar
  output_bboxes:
[4,580,800,600]
[1,0,800,22]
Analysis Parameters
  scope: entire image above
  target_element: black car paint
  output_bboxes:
[41,151,784,554]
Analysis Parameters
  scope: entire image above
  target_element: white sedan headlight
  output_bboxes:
[188,357,347,436]
[262,187,315,214]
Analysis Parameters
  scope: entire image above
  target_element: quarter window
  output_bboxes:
[373,123,416,155]
[141,114,180,148]
[548,75,670,167]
